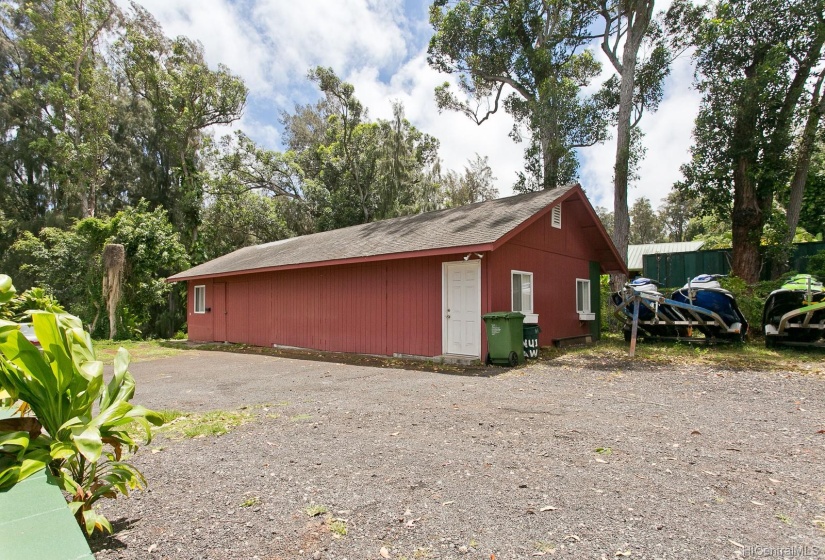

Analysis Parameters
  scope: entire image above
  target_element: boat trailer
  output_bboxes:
[764,300,825,348]
[613,286,746,356]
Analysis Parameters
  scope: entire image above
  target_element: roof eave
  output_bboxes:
[166,242,497,283]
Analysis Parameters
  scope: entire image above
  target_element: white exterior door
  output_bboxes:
[443,260,481,357]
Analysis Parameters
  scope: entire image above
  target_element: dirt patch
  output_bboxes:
[161,340,491,375]
[91,349,825,559]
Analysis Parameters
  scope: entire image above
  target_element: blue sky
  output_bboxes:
[130,0,701,210]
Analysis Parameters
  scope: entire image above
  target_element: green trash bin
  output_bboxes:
[482,312,525,366]
[523,324,541,359]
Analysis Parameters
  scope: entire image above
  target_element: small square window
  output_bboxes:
[512,271,533,313]
[194,285,206,314]
[576,279,591,314]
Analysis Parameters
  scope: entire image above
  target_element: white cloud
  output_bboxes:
[251,0,409,86]
[127,0,272,93]
[130,0,701,209]
[346,56,525,195]
[579,54,700,210]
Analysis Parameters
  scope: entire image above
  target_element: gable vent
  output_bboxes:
[551,205,562,229]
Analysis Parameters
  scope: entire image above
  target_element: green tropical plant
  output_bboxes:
[0,274,163,535]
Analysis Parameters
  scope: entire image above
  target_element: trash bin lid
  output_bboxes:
[482,311,525,320]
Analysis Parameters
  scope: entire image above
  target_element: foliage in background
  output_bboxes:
[671,0,825,283]
[427,0,611,191]
[798,141,825,241]
[1,203,188,338]
[808,250,825,279]
[0,275,162,535]
[600,274,622,334]
[628,197,665,244]
[719,276,783,332]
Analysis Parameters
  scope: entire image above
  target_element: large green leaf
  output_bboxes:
[0,430,31,460]
[31,311,74,394]
[0,447,50,490]
[71,425,103,462]
[0,327,54,389]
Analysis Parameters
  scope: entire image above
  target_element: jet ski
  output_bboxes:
[762,274,825,347]
[612,277,688,341]
[670,274,749,341]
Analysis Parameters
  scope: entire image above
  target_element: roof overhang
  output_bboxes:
[168,184,627,282]
[167,242,497,283]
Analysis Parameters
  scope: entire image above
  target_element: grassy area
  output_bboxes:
[156,408,256,438]
[93,339,185,365]
[543,333,825,376]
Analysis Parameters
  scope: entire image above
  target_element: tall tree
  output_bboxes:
[595,206,615,238]
[628,196,664,243]
[659,189,700,241]
[784,66,825,245]
[427,0,609,190]
[674,0,825,282]
[0,0,120,221]
[117,5,247,247]
[798,139,825,239]
[599,0,669,281]
[441,154,499,208]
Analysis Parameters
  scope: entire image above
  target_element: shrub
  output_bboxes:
[719,275,783,332]
[808,250,825,279]
[0,274,163,535]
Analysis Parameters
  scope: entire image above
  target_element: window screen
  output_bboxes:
[194,285,206,314]
[576,279,590,314]
[512,272,533,313]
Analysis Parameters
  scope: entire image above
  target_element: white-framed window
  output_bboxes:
[512,271,533,313]
[551,205,562,229]
[576,279,591,314]
[194,285,206,314]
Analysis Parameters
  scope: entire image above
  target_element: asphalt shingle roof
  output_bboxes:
[169,184,578,281]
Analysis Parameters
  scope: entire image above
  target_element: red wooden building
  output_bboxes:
[168,184,626,360]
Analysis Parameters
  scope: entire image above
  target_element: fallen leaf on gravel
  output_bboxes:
[690,430,701,435]
[540,506,556,512]
[751,500,765,506]
[380,546,391,558]
[817,430,825,434]
[563,535,581,542]
[729,540,745,549]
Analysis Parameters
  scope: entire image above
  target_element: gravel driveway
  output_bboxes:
[91,349,825,559]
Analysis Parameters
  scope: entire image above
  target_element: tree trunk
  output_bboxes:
[604,0,652,291]
[609,41,638,291]
[540,131,556,190]
[785,69,825,246]
[731,156,763,283]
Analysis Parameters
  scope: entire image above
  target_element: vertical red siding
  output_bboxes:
[489,198,607,346]
[187,278,214,342]
[185,197,607,354]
